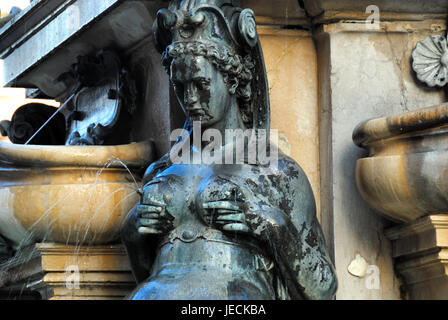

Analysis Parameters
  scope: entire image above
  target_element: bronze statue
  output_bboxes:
[121,0,337,300]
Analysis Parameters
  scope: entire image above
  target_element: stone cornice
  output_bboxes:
[383,215,448,298]
[395,250,448,285]
[0,0,69,55]
[302,0,448,24]
[315,20,446,35]
[385,215,448,244]
[0,0,165,98]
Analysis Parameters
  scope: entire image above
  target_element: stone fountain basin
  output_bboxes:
[353,103,448,223]
[0,141,153,247]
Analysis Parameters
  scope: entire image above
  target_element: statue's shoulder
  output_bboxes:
[275,152,312,189]
[268,152,317,220]
[250,151,312,194]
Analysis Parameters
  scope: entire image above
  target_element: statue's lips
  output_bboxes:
[187,108,206,118]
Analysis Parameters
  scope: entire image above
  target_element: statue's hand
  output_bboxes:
[202,200,250,234]
[199,182,252,234]
[136,201,174,235]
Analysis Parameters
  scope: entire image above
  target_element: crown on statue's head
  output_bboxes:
[153,0,259,56]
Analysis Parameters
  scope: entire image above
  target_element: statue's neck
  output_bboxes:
[186,99,250,163]
[202,100,245,146]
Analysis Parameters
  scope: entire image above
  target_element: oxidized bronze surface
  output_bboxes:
[122,0,337,300]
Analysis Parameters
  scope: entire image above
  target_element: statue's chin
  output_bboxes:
[188,115,215,126]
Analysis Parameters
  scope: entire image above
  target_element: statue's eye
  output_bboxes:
[195,79,210,90]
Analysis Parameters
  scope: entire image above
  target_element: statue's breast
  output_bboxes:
[142,164,214,224]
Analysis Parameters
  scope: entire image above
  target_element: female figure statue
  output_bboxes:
[122,0,337,300]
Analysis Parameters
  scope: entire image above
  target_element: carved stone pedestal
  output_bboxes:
[385,215,448,299]
[34,243,136,300]
[0,243,136,300]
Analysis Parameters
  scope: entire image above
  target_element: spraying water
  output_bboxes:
[0,155,142,297]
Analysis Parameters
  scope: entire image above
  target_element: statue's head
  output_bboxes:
[162,40,254,127]
[153,0,270,131]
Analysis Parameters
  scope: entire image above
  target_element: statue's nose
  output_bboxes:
[185,85,200,108]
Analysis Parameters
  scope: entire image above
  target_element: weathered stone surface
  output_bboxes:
[316,20,446,299]
[241,0,307,26]
[354,103,448,223]
[303,0,448,18]
[36,243,135,300]
[126,39,174,158]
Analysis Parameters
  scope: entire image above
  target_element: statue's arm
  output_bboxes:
[245,162,337,300]
[246,203,337,300]
[120,159,170,284]
[121,206,156,283]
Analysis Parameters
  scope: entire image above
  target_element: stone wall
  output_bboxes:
[256,7,447,300]
[315,14,447,300]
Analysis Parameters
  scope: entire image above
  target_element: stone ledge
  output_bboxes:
[35,243,136,300]
[314,11,448,25]
[0,0,161,98]
[0,243,136,300]
[394,250,448,285]
[302,0,448,20]
[385,215,448,257]
[320,20,446,34]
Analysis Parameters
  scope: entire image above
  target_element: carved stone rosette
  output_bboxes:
[412,35,448,87]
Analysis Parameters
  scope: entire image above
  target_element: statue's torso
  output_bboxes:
[129,163,278,300]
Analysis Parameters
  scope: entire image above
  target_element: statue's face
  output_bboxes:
[170,55,231,127]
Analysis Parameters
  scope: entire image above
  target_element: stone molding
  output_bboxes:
[385,215,448,299]
[317,20,446,34]
[34,243,136,300]
[302,0,448,23]
[0,243,136,300]
[0,0,162,98]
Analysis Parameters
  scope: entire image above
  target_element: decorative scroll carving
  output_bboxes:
[66,50,137,146]
[0,103,66,145]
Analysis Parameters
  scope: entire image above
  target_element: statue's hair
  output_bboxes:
[162,41,255,126]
